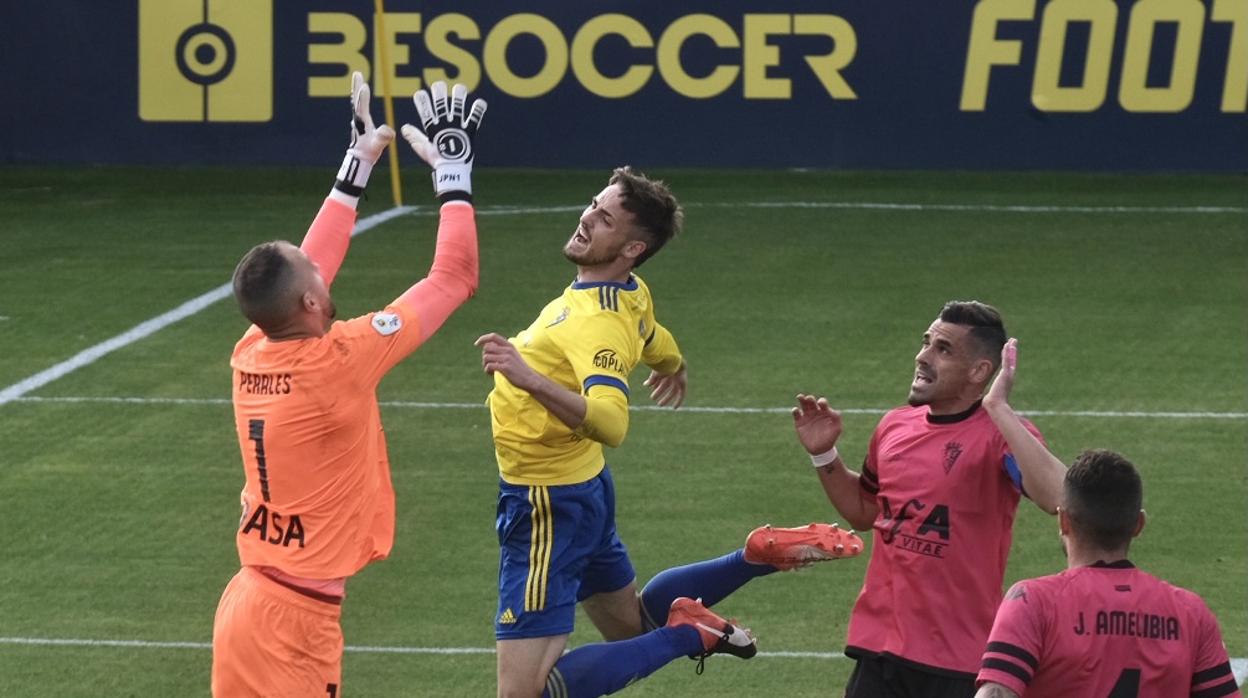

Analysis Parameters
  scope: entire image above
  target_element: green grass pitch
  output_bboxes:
[0,167,1244,696]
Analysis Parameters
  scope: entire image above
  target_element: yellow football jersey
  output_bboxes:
[487,274,682,485]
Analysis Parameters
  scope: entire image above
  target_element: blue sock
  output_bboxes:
[639,549,777,626]
[542,626,702,698]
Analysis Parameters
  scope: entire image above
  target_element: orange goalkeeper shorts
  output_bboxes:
[211,566,344,698]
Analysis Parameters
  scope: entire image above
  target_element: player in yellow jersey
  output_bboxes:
[211,74,486,697]
[476,168,865,698]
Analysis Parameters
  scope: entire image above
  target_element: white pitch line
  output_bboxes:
[698,201,1247,214]
[0,206,414,408]
[0,290,232,406]
[10,395,1248,420]
[476,205,582,215]
[0,637,212,650]
[399,201,1248,217]
[0,636,833,659]
[1,636,1244,685]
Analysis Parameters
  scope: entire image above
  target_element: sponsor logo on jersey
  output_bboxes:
[879,496,951,559]
[240,503,306,548]
[593,349,626,375]
[498,608,517,624]
[371,312,402,336]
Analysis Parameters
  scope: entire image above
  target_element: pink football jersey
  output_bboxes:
[978,561,1239,697]
[847,404,1043,676]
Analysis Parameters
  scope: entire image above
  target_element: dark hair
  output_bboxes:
[1063,449,1143,551]
[608,166,682,268]
[232,241,300,332]
[939,300,1007,369]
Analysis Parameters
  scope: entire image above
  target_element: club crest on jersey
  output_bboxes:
[593,349,626,375]
[942,441,964,474]
[371,312,402,336]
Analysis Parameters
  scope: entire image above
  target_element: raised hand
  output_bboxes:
[401,81,487,202]
[792,393,843,456]
[334,71,395,197]
[984,338,1018,410]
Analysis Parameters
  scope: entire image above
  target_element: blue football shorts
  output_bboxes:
[494,465,636,640]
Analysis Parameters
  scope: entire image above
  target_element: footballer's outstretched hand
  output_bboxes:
[643,363,687,409]
[792,394,843,456]
[401,81,487,203]
[335,71,396,197]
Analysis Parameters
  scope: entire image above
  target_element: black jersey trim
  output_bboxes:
[926,400,982,424]
[981,657,1033,686]
[845,646,977,681]
[1192,661,1233,686]
[1192,678,1240,698]
[985,641,1038,671]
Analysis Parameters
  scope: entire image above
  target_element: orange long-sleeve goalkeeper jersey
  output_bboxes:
[230,306,422,579]
[228,198,477,580]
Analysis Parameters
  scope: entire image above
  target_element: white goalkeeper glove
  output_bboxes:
[401,81,487,203]
[334,71,396,198]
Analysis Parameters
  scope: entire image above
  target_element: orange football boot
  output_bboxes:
[743,522,864,570]
[666,596,757,671]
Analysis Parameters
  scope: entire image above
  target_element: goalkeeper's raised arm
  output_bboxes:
[299,71,396,288]
[295,73,488,349]
[390,80,488,344]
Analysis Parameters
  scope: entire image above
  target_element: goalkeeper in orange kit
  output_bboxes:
[210,72,486,697]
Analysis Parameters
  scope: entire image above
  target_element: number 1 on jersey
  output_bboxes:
[248,419,272,502]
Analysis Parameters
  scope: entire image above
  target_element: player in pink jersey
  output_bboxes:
[974,448,1240,698]
[792,301,1069,697]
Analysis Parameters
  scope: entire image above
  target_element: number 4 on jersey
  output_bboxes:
[1108,668,1140,698]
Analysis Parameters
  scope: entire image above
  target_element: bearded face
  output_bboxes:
[562,184,643,269]
[907,320,978,409]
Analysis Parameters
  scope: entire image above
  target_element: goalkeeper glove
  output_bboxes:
[401,81,487,203]
[334,71,396,197]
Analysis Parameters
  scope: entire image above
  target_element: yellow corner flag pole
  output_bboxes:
[373,0,403,207]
